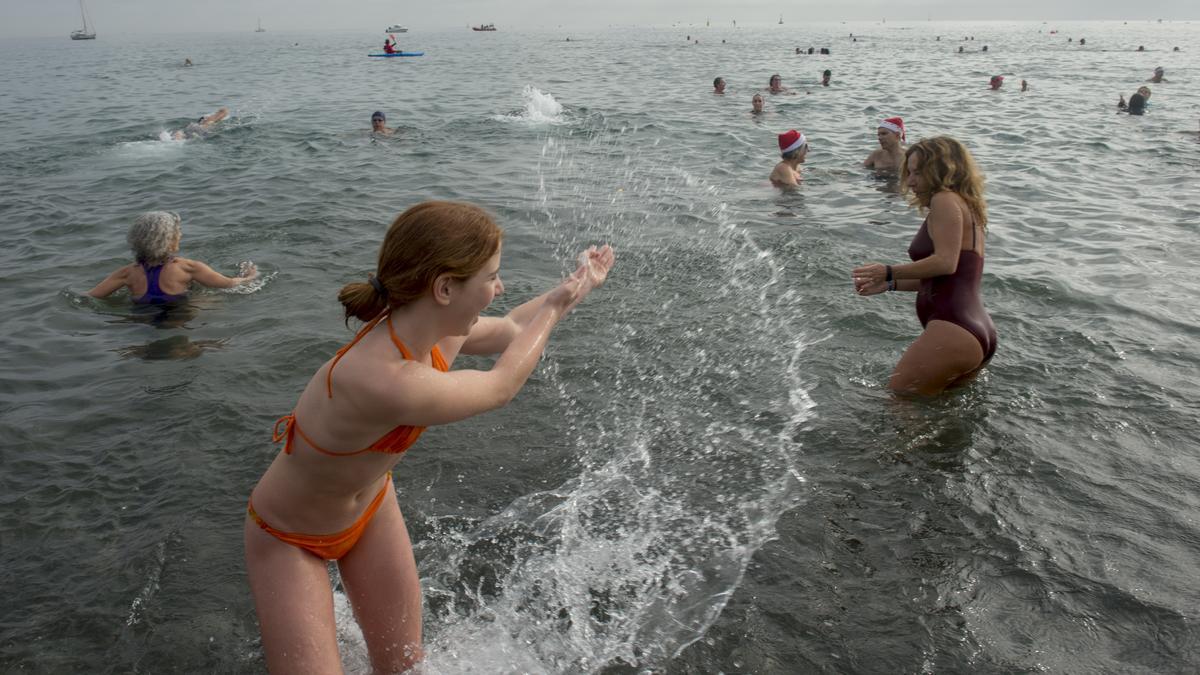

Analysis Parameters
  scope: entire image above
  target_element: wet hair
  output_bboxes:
[822,69,831,78]
[901,137,988,229]
[781,146,806,160]
[713,77,724,88]
[338,201,504,324]
[769,74,781,85]
[127,211,182,264]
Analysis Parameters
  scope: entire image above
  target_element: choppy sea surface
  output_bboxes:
[1,20,1199,673]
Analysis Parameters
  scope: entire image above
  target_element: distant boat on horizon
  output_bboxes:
[778,14,784,25]
[472,23,496,31]
[70,0,96,40]
[255,17,265,32]
[386,25,409,33]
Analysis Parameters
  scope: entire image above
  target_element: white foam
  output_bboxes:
[492,86,566,125]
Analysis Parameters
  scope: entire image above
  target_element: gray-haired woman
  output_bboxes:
[88,211,257,304]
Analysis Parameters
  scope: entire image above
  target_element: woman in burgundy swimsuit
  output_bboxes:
[852,137,997,395]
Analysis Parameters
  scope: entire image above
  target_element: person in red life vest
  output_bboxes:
[384,34,399,54]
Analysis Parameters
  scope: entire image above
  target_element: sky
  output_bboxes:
[2,0,1196,38]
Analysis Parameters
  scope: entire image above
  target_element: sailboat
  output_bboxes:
[70,0,96,40]
[778,14,784,25]
[255,17,266,33]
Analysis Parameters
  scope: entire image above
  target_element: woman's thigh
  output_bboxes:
[337,488,424,673]
[889,319,984,396]
[243,517,342,674]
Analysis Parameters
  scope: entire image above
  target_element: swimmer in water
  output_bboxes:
[1119,86,1151,115]
[989,75,1004,90]
[864,117,906,172]
[820,69,832,86]
[371,110,394,135]
[1021,79,1029,92]
[170,107,228,140]
[751,94,764,114]
[243,201,614,674]
[1149,66,1167,83]
[713,77,726,94]
[88,211,258,304]
[767,73,790,94]
[852,137,996,396]
[770,129,808,188]
[183,58,193,67]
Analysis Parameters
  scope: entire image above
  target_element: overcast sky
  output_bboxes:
[3,0,1195,38]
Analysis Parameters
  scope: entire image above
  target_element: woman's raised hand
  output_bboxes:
[547,245,615,313]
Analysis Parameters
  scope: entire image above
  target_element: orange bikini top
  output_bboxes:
[272,312,448,457]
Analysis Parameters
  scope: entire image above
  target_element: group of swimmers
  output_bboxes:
[1119,67,1169,116]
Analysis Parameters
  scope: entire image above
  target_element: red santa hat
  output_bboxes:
[778,129,808,154]
[878,117,905,142]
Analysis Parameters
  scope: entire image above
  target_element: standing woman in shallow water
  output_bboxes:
[852,137,997,395]
[243,201,614,673]
[88,211,257,303]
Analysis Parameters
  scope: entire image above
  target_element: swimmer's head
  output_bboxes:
[822,69,831,79]
[752,94,764,113]
[878,117,905,145]
[1137,86,1151,98]
[769,74,782,90]
[989,75,1004,89]
[128,211,182,265]
[1154,66,1164,75]
[338,201,505,324]
[778,129,808,160]
[901,137,988,228]
[371,111,386,130]
[713,77,725,93]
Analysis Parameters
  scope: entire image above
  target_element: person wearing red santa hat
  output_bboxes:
[864,117,907,172]
[770,129,808,187]
[989,75,1004,90]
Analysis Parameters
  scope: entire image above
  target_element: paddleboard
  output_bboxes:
[368,52,424,57]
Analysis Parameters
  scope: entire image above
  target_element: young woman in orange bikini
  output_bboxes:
[851,137,997,396]
[244,200,615,673]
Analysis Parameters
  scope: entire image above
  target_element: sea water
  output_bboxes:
[1,21,1198,673]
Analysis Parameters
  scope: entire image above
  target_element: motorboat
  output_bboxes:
[386,25,409,33]
[472,24,496,31]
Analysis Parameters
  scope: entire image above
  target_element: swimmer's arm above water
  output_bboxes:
[87,265,133,298]
[852,193,964,287]
[178,258,258,288]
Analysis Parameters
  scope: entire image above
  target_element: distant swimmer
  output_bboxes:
[713,77,726,94]
[170,107,228,140]
[184,58,193,67]
[1119,87,1151,115]
[958,46,964,53]
[864,117,906,172]
[1174,46,1181,52]
[1079,38,1086,45]
[820,69,832,86]
[88,211,258,304]
[1021,79,1029,92]
[751,94,765,114]
[1149,66,1168,83]
[852,137,996,395]
[1137,45,1145,52]
[243,201,614,674]
[989,75,1004,90]
[981,45,988,52]
[371,110,393,135]
[767,74,791,94]
[796,47,802,54]
[770,129,808,188]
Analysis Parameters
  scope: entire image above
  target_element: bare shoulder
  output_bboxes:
[929,190,966,210]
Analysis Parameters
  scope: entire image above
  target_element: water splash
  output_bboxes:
[492,86,566,125]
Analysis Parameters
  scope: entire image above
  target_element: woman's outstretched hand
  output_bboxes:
[852,262,887,295]
[548,245,615,313]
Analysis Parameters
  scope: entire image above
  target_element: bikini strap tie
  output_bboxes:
[273,413,295,450]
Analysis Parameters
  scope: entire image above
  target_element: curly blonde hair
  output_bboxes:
[901,137,988,228]
[127,211,182,264]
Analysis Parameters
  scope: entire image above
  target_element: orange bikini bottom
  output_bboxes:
[247,476,391,561]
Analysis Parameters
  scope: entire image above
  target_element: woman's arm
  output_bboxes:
[453,245,615,357]
[852,192,965,287]
[180,258,258,289]
[87,266,131,298]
